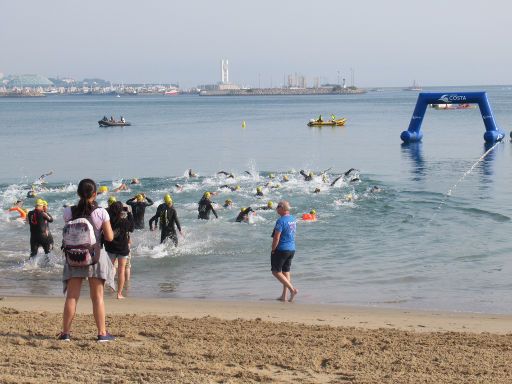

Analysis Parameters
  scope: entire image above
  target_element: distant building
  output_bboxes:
[6,74,53,88]
[221,59,229,84]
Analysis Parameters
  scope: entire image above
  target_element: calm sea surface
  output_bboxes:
[1,87,512,313]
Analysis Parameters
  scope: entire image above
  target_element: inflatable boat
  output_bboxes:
[98,120,131,127]
[307,118,346,127]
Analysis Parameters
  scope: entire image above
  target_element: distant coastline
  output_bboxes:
[199,87,366,96]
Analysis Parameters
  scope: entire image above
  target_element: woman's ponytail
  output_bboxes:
[72,178,98,219]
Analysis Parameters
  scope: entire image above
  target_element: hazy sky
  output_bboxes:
[2,0,511,87]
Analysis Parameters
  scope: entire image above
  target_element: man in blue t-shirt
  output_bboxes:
[270,200,298,302]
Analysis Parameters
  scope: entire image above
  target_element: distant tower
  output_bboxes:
[221,59,229,84]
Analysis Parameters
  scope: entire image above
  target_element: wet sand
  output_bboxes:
[2,296,512,383]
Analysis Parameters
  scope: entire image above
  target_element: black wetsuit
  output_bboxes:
[220,185,239,192]
[198,197,218,220]
[300,170,313,181]
[236,207,253,222]
[126,197,154,229]
[157,205,181,245]
[27,209,53,257]
[104,211,134,256]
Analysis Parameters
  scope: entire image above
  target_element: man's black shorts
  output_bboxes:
[271,250,295,272]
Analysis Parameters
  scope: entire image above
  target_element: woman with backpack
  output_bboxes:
[105,201,134,299]
[59,179,115,342]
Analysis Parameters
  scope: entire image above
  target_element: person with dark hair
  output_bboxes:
[126,193,154,229]
[27,198,53,258]
[59,178,115,342]
[271,200,298,302]
[149,194,182,245]
[105,201,134,299]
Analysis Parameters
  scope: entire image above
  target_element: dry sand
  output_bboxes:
[2,296,512,383]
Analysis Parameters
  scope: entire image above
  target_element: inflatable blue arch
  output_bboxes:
[400,92,505,143]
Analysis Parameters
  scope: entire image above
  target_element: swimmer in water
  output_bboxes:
[198,192,218,220]
[369,185,382,193]
[98,185,109,195]
[35,170,54,185]
[188,169,197,178]
[130,178,140,185]
[257,201,274,210]
[236,207,254,222]
[220,185,240,192]
[265,182,281,189]
[217,171,235,179]
[26,189,38,198]
[223,199,233,208]
[300,170,313,181]
[330,168,360,187]
[313,188,321,194]
[113,183,128,192]
[282,175,290,183]
[9,200,28,219]
[256,186,264,196]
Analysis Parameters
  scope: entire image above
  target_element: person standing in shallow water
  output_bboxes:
[27,198,53,258]
[149,194,183,245]
[197,192,218,220]
[270,200,298,302]
[126,193,153,229]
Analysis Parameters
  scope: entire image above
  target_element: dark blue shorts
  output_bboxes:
[271,250,295,273]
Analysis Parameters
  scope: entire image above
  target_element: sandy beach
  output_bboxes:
[1,296,512,383]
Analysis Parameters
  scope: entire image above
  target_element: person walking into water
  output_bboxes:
[27,198,54,258]
[105,201,134,299]
[149,194,183,245]
[126,193,153,229]
[271,200,298,302]
[198,192,218,220]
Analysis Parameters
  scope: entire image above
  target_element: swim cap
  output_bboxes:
[42,200,48,206]
[283,175,289,181]
[204,192,211,199]
[108,196,117,206]
[136,194,144,201]
[164,194,172,204]
[309,172,313,177]
[241,207,245,212]
[235,185,240,190]
[310,209,316,215]
[267,201,273,208]
[98,186,109,193]
[35,198,44,207]
[256,187,262,192]
[225,199,232,204]
[269,173,275,178]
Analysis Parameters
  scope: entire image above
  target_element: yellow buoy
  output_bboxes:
[242,120,246,128]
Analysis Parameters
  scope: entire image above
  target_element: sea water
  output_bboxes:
[1,86,512,313]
